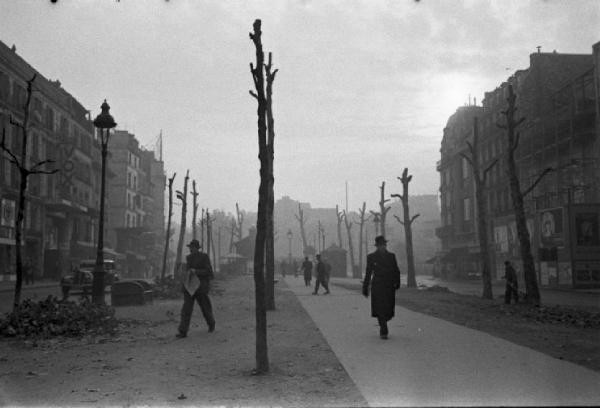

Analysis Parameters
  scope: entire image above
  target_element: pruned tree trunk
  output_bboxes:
[174,170,189,279]
[200,208,205,250]
[392,168,420,288]
[161,173,176,281]
[336,205,343,248]
[192,180,199,240]
[357,202,367,279]
[295,203,308,254]
[236,202,244,241]
[249,18,269,374]
[499,85,552,305]
[1,74,57,311]
[370,213,381,237]
[206,209,211,257]
[460,117,498,299]
[265,52,278,312]
[378,182,391,237]
[229,218,236,252]
[343,211,356,278]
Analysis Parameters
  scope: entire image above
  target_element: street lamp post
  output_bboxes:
[92,100,116,305]
[287,229,293,265]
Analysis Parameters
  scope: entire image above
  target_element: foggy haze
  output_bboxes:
[1,0,598,212]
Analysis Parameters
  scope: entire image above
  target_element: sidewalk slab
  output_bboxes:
[285,277,600,407]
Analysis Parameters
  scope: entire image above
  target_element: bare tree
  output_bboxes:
[228,217,237,253]
[0,74,58,310]
[343,210,356,278]
[336,205,344,248]
[369,212,381,236]
[191,180,199,240]
[498,84,553,305]
[200,208,205,249]
[460,117,498,299]
[295,203,308,254]
[174,170,189,278]
[392,168,420,288]
[249,18,269,374]
[236,202,245,241]
[265,52,278,311]
[357,202,368,279]
[161,173,176,281]
[370,182,390,237]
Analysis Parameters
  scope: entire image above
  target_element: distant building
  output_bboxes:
[437,43,600,288]
[106,130,165,278]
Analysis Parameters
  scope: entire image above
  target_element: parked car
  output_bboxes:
[61,259,120,299]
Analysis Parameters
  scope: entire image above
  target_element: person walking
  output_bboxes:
[301,256,313,287]
[280,260,287,278]
[504,260,519,304]
[312,254,330,295]
[176,239,216,338]
[362,236,401,339]
[24,261,34,285]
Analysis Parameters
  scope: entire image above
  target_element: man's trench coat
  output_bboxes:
[363,250,401,321]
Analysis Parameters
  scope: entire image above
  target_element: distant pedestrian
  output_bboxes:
[362,236,400,339]
[504,260,519,304]
[280,260,287,278]
[301,256,313,287]
[292,260,299,278]
[312,254,330,295]
[176,239,216,338]
[24,261,34,285]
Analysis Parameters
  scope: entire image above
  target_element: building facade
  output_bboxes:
[0,41,110,280]
[106,130,165,278]
[437,43,600,288]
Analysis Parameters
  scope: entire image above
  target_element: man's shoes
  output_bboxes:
[208,323,215,333]
[175,332,187,339]
[380,333,388,340]
[312,292,318,295]
[324,291,330,295]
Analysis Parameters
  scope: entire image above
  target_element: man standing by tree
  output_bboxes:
[504,260,519,304]
[363,236,401,339]
[176,239,216,338]
[312,254,330,295]
[301,256,313,287]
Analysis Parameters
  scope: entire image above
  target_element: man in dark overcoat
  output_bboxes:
[504,260,519,304]
[176,239,216,338]
[301,256,313,287]
[362,236,400,339]
[312,254,330,295]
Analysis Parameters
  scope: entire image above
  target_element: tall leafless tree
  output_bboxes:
[392,168,420,288]
[370,212,381,237]
[235,202,245,241]
[357,202,368,279]
[0,74,58,311]
[249,18,269,374]
[191,180,199,240]
[336,205,344,248]
[295,203,308,254]
[460,117,498,299]
[265,52,278,311]
[174,170,189,278]
[370,182,390,237]
[228,217,237,253]
[200,208,205,249]
[343,210,356,277]
[498,84,552,305]
[161,173,176,281]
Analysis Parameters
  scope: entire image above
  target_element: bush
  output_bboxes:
[0,296,118,338]
[152,275,182,299]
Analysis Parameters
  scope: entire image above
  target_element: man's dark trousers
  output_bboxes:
[504,281,519,304]
[314,276,329,294]
[178,282,215,334]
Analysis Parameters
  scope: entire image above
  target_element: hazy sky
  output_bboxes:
[1,0,598,213]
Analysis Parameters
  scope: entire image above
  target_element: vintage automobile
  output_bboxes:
[60,259,120,299]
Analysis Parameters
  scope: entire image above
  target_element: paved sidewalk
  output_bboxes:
[285,276,600,407]
[0,279,58,293]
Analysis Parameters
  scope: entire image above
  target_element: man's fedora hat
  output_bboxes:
[374,235,388,246]
[187,239,200,249]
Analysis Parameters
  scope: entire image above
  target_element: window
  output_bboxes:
[127,173,131,188]
[133,175,137,190]
[463,198,471,221]
[126,214,130,227]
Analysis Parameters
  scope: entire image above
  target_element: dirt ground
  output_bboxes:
[335,281,600,373]
[0,275,366,407]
